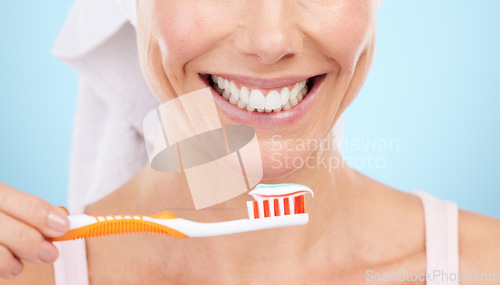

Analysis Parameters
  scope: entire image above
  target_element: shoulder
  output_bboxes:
[0,263,54,285]
[459,210,500,282]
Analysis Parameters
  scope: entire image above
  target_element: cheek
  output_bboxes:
[155,1,237,68]
[302,1,376,73]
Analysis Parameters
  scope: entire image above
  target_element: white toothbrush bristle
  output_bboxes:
[247,201,255,219]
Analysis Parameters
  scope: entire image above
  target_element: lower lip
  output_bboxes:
[200,74,326,128]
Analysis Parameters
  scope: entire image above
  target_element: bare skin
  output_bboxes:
[3,144,499,284]
[1,0,499,284]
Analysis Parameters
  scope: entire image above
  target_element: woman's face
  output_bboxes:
[137,0,378,179]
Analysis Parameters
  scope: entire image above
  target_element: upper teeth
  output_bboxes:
[211,75,309,112]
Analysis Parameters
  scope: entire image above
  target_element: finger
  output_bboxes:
[0,212,59,265]
[57,206,69,216]
[0,245,24,279]
[0,183,69,238]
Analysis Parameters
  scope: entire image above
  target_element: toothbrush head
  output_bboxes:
[246,183,314,219]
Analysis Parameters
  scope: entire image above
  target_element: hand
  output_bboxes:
[0,183,69,279]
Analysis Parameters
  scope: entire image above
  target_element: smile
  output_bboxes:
[199,73,326,128]
[209,75,311,113]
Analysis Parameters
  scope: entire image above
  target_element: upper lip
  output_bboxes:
[202,73,318,89]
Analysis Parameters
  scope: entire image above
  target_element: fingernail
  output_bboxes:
[48,211,69,233]
[39,241,59,263]
[57,206,70,215]
[11,261,23,276]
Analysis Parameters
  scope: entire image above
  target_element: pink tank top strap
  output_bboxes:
[411,190,460,285]
[53,239,89,285]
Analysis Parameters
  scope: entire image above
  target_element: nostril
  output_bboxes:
[233,18,302,65]
[251,32,295,64]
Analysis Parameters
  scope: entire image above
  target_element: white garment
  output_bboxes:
[412,190,460,285]
[53,191,460,285]
[53,0,158,215]
[115,0,137,27]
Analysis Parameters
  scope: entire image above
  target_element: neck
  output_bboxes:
[86,133,370,282]
[138,132,361,219]
[124,134,366,280]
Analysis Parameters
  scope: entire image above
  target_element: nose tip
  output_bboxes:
[248,29,295,64]
[233,2,302,65]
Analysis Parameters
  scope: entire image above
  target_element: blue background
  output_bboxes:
[0,1,499,217]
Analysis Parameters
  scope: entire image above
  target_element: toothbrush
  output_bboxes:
[52,184,314,241]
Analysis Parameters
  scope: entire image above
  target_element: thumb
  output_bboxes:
[55,206,69,216]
